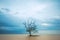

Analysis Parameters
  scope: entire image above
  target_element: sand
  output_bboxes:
[0,34,60,40]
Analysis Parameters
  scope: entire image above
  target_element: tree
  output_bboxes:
[23,19,37,36]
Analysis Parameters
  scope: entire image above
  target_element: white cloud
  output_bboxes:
[0,26,23,30]
[41,23,51,26]
[0,27,13,30]
[0,0,59,24]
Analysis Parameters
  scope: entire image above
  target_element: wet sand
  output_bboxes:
[0,34,60,40]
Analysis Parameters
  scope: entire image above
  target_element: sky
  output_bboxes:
[0,0,60,34]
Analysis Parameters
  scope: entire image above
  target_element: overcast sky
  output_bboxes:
[0,0,60,34]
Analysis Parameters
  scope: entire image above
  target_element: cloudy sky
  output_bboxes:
[0,0,60,34]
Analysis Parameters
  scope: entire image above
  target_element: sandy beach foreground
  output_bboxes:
[0,34,60,40]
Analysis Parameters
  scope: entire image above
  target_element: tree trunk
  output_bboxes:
[29,31,32,36]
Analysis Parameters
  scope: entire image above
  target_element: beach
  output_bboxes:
[0,34,60,40]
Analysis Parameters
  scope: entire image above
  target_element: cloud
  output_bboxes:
[0,0,60,30]
[0,26,24,30]
[0,0,59,20]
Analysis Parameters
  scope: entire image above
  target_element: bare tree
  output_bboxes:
[23,19,37,36]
